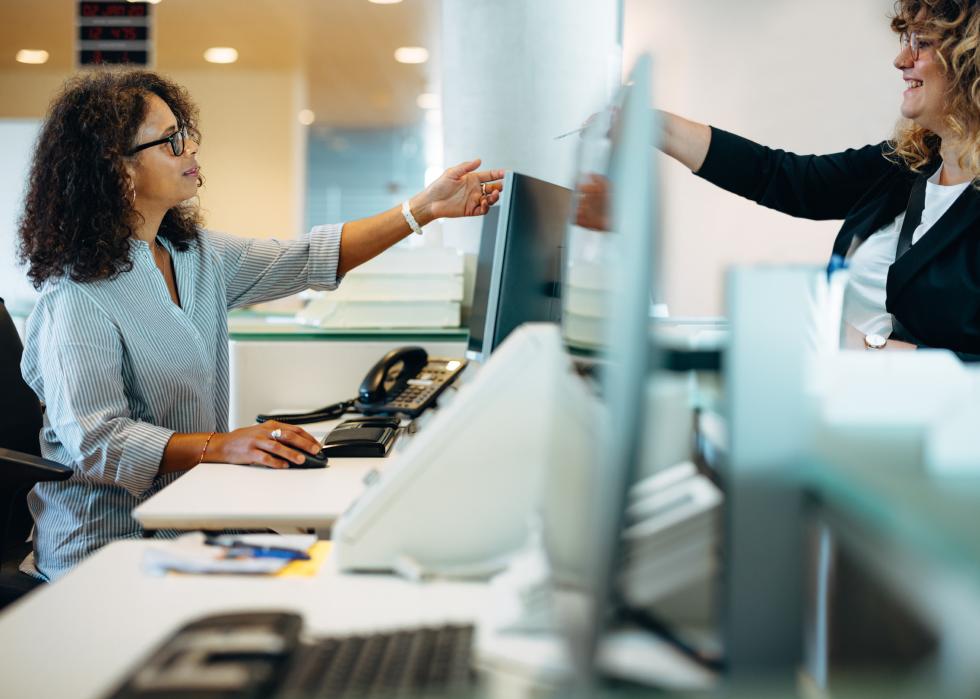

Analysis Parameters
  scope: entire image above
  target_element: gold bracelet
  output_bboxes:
[198,431,216,465]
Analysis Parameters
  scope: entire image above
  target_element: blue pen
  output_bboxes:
[226,545,310,561]
[205,537,311,561]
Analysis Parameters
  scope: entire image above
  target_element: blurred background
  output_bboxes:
[0,0,900,318]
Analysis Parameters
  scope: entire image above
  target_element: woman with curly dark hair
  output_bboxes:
[17,68,503,581]
[655,0,980,357]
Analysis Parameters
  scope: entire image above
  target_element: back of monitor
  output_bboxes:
[332,323,594,577]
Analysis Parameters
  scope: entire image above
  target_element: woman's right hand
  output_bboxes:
[207,421,320,469]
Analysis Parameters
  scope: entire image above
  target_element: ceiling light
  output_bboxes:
[298,109,315,126]
[394,47,429,64]
[127,0,162,3]
[368,0,403,3]
[203,47,238,64]
[416,93,440,110]
[16,50,49,65]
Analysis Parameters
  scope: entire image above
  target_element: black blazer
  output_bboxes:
[696,127,980,357]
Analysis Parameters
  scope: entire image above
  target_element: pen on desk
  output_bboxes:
[554,126,586,141]
[205,538,311,561]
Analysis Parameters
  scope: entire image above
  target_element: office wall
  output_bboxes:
[0,69,305,246]
[306,125,427,230]
[624,0,899,316]
[174,70,306,239]
[0,120,41,308]
[439,0,622,254]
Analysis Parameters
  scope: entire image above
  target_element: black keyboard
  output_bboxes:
[107,612,476,699]
[279,625,475,697]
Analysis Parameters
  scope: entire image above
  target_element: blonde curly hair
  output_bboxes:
[888,0,980,177]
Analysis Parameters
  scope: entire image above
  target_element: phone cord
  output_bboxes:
[256,398,357,425]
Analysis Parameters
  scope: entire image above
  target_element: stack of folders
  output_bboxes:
[297,246,464,328]
[619,462,723,609]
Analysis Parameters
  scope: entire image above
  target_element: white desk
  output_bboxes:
[0,540,492,699]
[132,460,377,533]
[133,414,421,534]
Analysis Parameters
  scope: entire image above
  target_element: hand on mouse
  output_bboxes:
[207,421,321,469]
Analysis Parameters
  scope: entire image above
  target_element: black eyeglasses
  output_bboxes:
[128,125,189,157]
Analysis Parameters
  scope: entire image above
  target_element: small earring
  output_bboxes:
[128,182,136,206]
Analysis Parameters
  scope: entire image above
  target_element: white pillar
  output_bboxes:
[440,0,622,254]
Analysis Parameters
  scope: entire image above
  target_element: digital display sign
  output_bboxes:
[79,50,149,66]
[79,3,147,18]
[78,25,149,42]
[77,1,153,67]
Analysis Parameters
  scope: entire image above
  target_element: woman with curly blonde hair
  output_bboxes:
[658,0,980,357]
[16,69,503,580]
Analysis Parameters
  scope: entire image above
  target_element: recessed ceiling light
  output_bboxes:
[394,47,429,64]
[204,47,238,64]
[298,109,315,126]
[16,49,49,65]
[127,0,161,3]
[416,93,440,110]
[368,0,403,4]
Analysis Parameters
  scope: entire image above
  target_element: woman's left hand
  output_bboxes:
[415,159,504,221]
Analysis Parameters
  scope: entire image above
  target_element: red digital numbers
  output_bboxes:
[78,2,147,18]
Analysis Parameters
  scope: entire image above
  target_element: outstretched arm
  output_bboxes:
[657,110,712,173]
[655,110,896,221]
[337,159,503,276]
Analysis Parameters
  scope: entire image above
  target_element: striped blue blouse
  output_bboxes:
[19,226,343,581]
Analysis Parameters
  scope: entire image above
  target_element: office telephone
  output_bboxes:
[256,346,467,425]
[356,346,467,417]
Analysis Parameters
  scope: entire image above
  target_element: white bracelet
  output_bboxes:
[401,200,423,236]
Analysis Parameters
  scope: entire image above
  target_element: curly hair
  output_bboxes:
[18,69,203,289]
[888,0,980,176]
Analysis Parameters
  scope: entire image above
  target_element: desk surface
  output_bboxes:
[134,419,383,532]
[0,540,491,699]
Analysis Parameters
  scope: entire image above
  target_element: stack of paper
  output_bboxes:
[619,462,723,608]
[562,258,610,348]
[297,247,465,329]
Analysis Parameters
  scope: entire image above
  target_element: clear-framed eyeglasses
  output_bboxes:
[899,31,932,62]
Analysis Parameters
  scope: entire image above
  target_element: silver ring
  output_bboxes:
[480,182,487,197]
[270,428,282,441]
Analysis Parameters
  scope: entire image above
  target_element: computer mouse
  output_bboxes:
[292,449,329,469]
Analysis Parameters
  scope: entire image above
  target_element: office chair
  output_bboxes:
[0,299,71,610]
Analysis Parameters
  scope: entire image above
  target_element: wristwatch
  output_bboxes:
[864,333,887,350]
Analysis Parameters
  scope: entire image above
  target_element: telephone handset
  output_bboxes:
[357,346,428,406]
[256,346,467,425]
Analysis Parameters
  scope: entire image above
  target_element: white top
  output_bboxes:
[843,165,971,337]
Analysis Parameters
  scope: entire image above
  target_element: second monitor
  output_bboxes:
[467,172,572,361]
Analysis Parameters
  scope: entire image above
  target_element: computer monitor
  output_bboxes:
[466,172,572,361]
[555,53,663,686]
